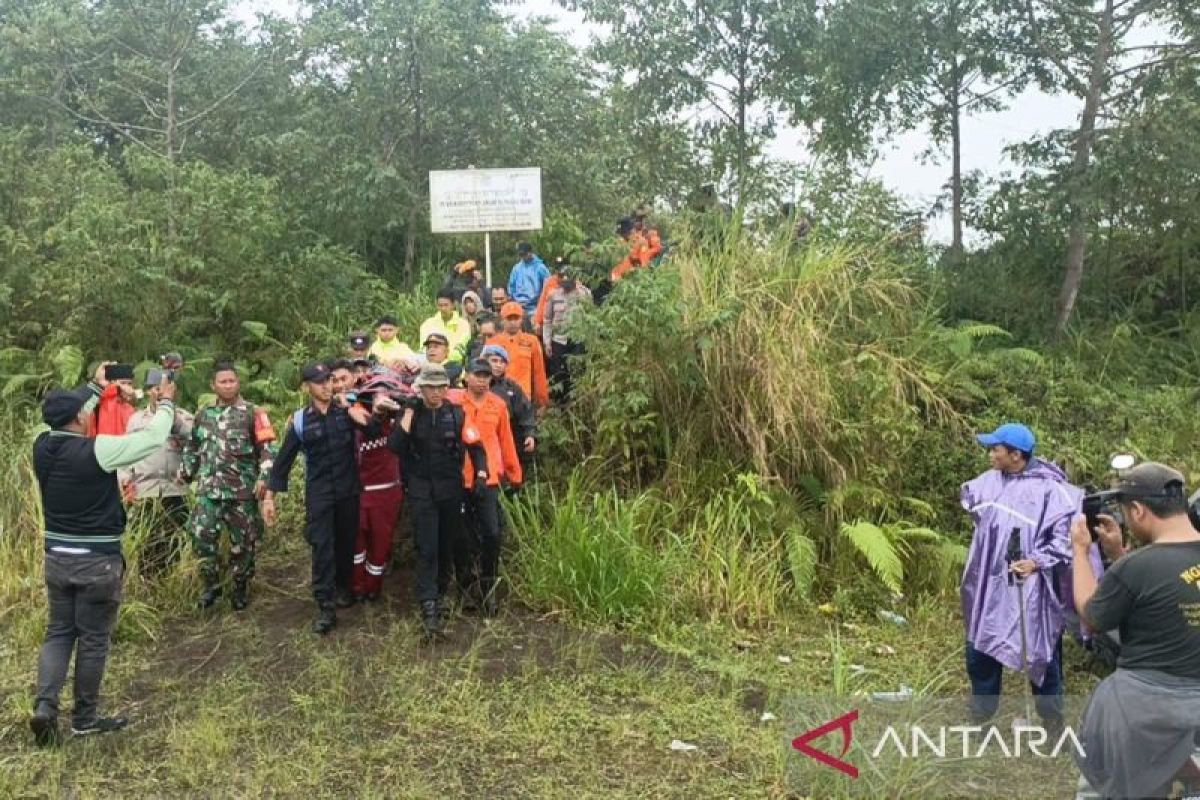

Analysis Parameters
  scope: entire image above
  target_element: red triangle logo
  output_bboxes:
[792,709,859,779]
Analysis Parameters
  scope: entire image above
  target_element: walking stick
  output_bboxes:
[1007,527,1036,727]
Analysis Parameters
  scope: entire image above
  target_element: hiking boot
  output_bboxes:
[72,716,129,737]
[335,590,356,609]
[312,605,336,636]
[420,600,443,639]
[30,702,59,747]
[197,585,222,610]
[459,583,481,614]
[231,584,250,612]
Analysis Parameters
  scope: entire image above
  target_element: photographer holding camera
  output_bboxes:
[30,373,178,745]
[1072,462,1200,799]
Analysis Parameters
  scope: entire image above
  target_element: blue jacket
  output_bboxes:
[508,256,549,314]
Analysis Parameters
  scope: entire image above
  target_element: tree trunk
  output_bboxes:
[949,63,964,257]
[165,57,178,246]
[403,25,424,285]
[1053,0,1114,337]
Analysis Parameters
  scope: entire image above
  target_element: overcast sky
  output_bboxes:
[234,0,1085,243]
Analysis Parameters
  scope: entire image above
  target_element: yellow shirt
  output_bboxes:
[368,338,416,366]
[418,312,471,363]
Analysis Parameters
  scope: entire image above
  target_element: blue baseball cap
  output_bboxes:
[481,344,509,364]
[976,423,1036,454]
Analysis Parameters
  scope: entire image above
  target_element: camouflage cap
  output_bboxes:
[414,362,450,388]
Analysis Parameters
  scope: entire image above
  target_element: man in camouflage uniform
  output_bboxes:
[179,362,276,612]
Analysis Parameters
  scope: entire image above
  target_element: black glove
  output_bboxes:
[402,394,424,412]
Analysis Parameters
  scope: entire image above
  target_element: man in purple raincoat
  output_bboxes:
[960,423,1083,725]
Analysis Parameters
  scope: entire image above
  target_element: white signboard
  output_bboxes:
[429,168,543,233]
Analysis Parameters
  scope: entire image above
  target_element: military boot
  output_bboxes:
[312,605,336,635]
[197,584,222,610]
[231,583,250,612]
[420,600,443,639]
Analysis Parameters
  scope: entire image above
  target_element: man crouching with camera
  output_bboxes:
[1071,462,1200,799]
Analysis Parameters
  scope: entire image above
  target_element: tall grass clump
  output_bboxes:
[507,471,676,626]
[549,220,970,612]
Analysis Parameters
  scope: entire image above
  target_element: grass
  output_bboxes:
[0,513,1105,798]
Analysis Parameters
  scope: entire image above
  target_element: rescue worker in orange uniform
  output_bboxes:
[487,302,550,409]
[459,359,523,615]
[634,208,664,265]
[610,217,650,282]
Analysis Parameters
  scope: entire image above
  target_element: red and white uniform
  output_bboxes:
[352,419,403,597]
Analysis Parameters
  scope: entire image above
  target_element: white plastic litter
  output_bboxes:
[760,712,777,723]
[870,684,914,702]
[669,739,699,752]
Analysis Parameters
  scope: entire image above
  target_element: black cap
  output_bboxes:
[467,358,493,376]
[517,241,533,254]
[423,332,449,347]
[301,361,332,384]
[42,387,93,428]
[349,331,370,349]
[376,315,398,327]
[104,363,134,381]
[616,217,635,235]
[1114,462,1186,501]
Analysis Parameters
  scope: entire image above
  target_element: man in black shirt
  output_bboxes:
[1071,462,1200,799]
[263,362,380,635]
[388,363,487,638]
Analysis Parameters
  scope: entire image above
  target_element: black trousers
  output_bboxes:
[547,340,584,403]
[35,552,124,727]
[409,494,466,603]
[465,486,503,589]
[306,496,359,607]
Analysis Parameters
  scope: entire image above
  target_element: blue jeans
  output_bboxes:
[966,637,1063,721]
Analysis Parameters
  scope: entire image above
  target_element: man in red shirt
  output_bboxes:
[350,373,410,601]
[460,359,522,615]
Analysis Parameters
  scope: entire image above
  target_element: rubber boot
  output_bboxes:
[198,584,222,610]
[420,600,443,639]
[312,604,336,635]
[231,583,249,612]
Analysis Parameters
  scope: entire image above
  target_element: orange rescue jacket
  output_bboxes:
[486,331,550,408]
[533,274,563,330]
[611,231,650,282]
[459,390,522,488]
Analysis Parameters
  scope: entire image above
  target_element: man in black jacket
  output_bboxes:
[31,374,177,745]
[263,362,381,635]
[387,363,487,638]
[482,345,537,465]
